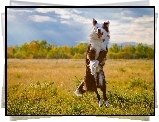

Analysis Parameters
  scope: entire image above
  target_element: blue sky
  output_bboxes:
[7,7,155,46]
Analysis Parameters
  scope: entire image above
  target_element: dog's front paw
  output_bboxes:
[93,60,99,67]
[89,60,95,75]
[89,60,99,75]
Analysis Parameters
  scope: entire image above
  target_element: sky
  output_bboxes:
[7,7,155,46]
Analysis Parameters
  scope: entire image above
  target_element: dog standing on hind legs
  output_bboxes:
[74,18,111,107]
[74,46,110,107]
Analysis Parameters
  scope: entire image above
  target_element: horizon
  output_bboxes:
[6,40,154,48]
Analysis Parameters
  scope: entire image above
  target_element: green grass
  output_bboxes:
[7,59,154,115]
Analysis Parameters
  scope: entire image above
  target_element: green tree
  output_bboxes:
[135,43,147,58]
[7,40,154,59]
[109,44,120,53]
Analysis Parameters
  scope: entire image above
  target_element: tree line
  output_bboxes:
[7,40,154,59]
[108,43,154,59]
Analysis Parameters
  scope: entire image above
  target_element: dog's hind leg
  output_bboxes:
[102,79,111,107]
[95,90,103,107]
[74,82,86,96]
[102,81,109,107]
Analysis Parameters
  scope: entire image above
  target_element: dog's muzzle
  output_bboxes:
[97,29,103,38]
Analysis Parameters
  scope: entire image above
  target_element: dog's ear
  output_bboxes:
[104,21,110,25]
[93,18,97,26]
[104,21,110,28]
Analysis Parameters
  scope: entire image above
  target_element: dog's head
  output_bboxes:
[92,18,110,39]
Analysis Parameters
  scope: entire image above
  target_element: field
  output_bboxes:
[7,59,154,115]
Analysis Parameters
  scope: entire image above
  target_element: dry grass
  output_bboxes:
[7,59,154,115]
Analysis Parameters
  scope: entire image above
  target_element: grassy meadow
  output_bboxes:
[7,59,154,115]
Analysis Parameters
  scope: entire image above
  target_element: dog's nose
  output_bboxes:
[97,28,101,33]
[98,28,101,31]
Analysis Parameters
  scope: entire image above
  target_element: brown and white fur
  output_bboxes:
[74,18,110,107]
[88,18,110,75]
[89,18,110,59]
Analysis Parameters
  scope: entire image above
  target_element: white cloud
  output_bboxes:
[29,15,56,23]
[72,9,82,14]
[7,8,33,13]
[7,8,34,22]
[122,16,134,21]
[61,20,71,25]
[36,8,72,19]
[35,8,117,26]
[133,15,154,23]
[35,8,91,24]
[7,14,16,21]
[36,8,68,14]
[109,15,154,44]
